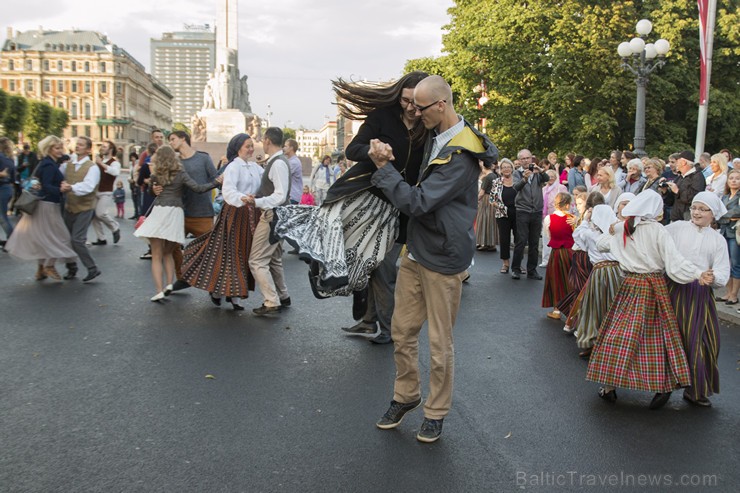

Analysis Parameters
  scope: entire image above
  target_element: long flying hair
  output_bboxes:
[150,145,181,186]
[332,71,429,146]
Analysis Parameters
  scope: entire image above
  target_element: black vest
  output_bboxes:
[256,154,291,207]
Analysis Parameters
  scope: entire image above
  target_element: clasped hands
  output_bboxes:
[241,194,255,205]
[698,269,714,286]
[368,139,395,169]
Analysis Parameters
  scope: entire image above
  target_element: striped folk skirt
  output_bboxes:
[274,191,399,297]
[475,198,499,249]
[667,280,721,401]
[181,203,260,298]
[557,250,592,316]
[575,261,624,349]
[586,272,691,393]
[542,247,573,308]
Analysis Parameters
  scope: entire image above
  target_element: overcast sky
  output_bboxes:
[7,0,453,130]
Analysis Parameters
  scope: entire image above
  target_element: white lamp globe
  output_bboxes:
[629,37,646,55]
[655,38,671,55]
[618,42,633,58]
[644,43,658,59]
[636,19,653,36]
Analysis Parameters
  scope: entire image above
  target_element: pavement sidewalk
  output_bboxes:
[712,287,740,326]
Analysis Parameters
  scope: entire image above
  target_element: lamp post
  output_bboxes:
[618,19,670,157]
[473,80,489,132]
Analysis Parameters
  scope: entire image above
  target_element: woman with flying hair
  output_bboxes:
[5,135,77,280]
[134,145,220,302]
[274,71,429,306]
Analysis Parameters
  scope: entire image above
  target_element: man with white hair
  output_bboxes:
[668,151,706,221]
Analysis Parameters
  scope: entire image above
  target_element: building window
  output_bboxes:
[84,81,91,93]
[8,59,13,70]
[71,61,76,71]
[115,82,122,95]
[71,81,78,92]
[9,80,15,91]
[84,61,90,72]
[71,102,78,118]
[71,125,78,137]
[43,60,49,71]
[57,80,64,92]
[43,80,50,92]
[84,102,91,120]
[101,103,107,119]
[26,80,34,92]
[58,60,63,71]
[25,59,32,70]
[100,62,106,72]
[100,81,107,93]
[58,102,64,109]
[84,126,91,137]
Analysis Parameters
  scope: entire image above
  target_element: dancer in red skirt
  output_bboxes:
[542,192,574,319]
[586,190,714,409]
[665,192,730,407]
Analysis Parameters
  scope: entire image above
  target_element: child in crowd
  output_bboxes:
[300,185,316,206]
[542,192,574,319]
[113,180,126,218]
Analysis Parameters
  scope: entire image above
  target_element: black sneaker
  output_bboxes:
[253,304,282,316]
[280,297,291,307]
[376,398,422,429]
[82,268,101,282]
[139,251,152,260]
[91,239,107,246]
[113,229,121,244]
[416,417,444,443]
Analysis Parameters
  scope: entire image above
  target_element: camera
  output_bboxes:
[658,179,669,188]
[528,164,535,172]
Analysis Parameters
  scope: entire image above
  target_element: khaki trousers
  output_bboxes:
[248,209,288,307]
[174,216,214,279]
[392,254,466,420]
[91,192,119,240]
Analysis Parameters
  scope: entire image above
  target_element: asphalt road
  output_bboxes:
[1,215,738,492]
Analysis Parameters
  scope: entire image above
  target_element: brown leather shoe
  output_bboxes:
[44,266,62,281]
[35,265,47,281]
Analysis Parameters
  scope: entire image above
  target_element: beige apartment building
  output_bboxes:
[1,28,172,152]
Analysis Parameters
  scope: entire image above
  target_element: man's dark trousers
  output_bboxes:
[512,210,542,275]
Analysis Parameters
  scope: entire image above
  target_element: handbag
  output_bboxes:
[135,201,155,230]
[14,189,41,215]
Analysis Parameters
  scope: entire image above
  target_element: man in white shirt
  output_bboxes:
[91,140,121,245]
[60,136,102,282]
[244,127,292,315]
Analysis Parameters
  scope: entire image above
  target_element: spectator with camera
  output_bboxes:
[511,148,549,280]
[668,151,706,221]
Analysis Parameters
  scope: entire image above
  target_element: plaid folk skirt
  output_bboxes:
[575,261,624,349]
[542,247,573,308]
[586,272,691,393]
[667,279,721,401]
[557,250,592,316]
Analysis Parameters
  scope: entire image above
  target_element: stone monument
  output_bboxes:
[192,0,261,143]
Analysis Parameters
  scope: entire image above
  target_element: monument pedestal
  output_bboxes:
[197,109,247,143]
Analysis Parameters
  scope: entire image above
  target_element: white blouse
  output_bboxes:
[706,173,727,198]
[665,220,730,288]
[222,157,263,207]
[573,221,617,264]
[597,220,702,284]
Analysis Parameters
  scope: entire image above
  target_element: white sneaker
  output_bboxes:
[151,292,165,302]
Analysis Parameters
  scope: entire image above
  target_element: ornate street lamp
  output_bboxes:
[617,19,670,157]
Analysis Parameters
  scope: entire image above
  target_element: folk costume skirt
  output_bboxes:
[5,201,77,261]
[667,279,720,401]
[556,250,592,316]
[575,261,624,349]
[542,247,573,308]
[586,272,691,393]
[475,198,498,250]
[274,190,399,297]
[182,203,260,298]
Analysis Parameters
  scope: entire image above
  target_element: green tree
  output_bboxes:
[0,89,8,125]
[49,108,69,137]
[283,127,296,140]
[2,95,28,142]
[172,122,190,134]
[23,100,53,149]
[405,0,740,158]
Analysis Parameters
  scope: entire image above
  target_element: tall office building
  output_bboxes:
[151,25,215,128]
